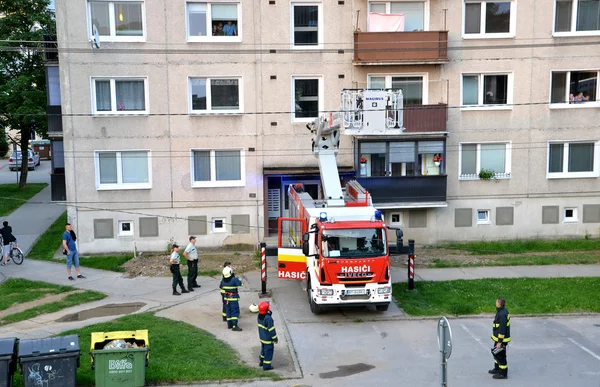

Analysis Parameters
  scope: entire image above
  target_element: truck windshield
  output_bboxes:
[321,228,386,258]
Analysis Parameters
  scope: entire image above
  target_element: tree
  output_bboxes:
[0,0,54,187]
[0,129,8,158]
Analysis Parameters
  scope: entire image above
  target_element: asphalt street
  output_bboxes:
[0,158,52,185]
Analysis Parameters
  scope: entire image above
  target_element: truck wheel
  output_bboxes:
[307,278,323,315]
[376,304,389,312]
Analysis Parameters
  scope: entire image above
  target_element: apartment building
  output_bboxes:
[53,0,600,254]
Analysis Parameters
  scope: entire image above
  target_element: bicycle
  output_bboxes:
[6,241,23,265]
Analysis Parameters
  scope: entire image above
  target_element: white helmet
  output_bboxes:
[222,266,233,278]
[248,303,259,313]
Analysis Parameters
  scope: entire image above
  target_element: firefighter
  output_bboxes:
[220,266,243,331]
[257,301,278,371]
[489,297,510,379]
[220,261,233,321]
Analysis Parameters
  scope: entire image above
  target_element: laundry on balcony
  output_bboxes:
[368,12,405,32]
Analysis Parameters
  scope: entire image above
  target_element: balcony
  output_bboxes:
[51,172,66,201]
[46,105,63,137]
[43,35,58,63]
[404,104,447,133]
[353,31,449,65]
[356,175,447,206]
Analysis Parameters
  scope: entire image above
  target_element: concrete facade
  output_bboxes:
[55,0,600,253]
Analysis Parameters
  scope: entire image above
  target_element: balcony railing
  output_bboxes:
[356,175,447,204]
[404,104,447,133]
[354,31,449,65]
[46,105,63,137]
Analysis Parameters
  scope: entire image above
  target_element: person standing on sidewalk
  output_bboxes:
[489,297,510,379]
[220,266,243,331]
[183,236,200,291]
[257,301,278,371]
[62,223,85,281]
[220,261,233,321]
[170,244,189,296]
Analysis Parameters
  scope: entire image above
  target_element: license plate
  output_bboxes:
[346,289,366,295]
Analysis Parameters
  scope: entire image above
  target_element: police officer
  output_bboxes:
[220,266,243,331]
[489,297,510,379]
[257,302,278,370]
[220,261,233,321]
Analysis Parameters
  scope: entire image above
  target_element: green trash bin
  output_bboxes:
[90,330,149,387]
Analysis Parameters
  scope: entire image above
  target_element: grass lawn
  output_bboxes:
[11,313,273,387]
[441,238,600,255]
[393,277,600,316]
[430,252,600,268]
[0,183,47,216]
[0,278,105,326]
[28,211,133,272]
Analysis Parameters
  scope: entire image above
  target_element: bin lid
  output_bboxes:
[18,335,79,358]
[0,338,17,357]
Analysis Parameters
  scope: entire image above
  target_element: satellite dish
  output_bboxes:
[92,24,100,49]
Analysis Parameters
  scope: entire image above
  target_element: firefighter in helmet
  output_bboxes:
[489,297,510,379]
[220,261,233,321]
[257,301,278,370]
[220,265,243,331]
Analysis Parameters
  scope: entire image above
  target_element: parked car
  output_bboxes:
[8,150,41,171]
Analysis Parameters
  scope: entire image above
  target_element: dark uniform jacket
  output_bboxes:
[220,276,243,301]
[492,306,511,344]
[258,312,278,345]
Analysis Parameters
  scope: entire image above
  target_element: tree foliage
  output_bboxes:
[0,0,55,186]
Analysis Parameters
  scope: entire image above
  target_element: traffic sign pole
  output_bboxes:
[437,316,453,387]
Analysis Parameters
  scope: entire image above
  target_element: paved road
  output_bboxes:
[0,158,51,185]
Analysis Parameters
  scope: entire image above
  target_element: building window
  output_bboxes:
[477,209,490,224]
[368,75,426,105]
[95,150,151,190]
[359,140,445,177]
[390,212,403,225]
[89,1,144,41]
[555,0,600,35]
[186,2,240,41]
[293,76,322,121]
[463,1,515,38]
[564,207,578,222]
[292,3,322,47]
[212,218,226,233]
[548,141,599,178]
[550,70,599,106]
[118,221,134,236]
[460,143,512,179]
[189,77,242,114]
[92,78,148,114]
[462,73,512,108]
[191,149,245,187]
[368,1,427,31]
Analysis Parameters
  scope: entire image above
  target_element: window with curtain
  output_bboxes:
[192,150,244,186]
[555,0,600,33]
[189,77,241,113]
[47,67,61,106]
[548,142,597,177]
[96,151,151,188]
[462,73,510,106]
[294,78,320,119]
[460,143,511,179]
[186,2,240,39]
[293,4,319,46]
[93,78,146,114]
[464,1,514,36]
[89,1,144,39]
[368,75,424,105]
[368,2,426,31]
[360,140,445,177]
[551,70,599,104]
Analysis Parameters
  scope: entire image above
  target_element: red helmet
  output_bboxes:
[258,302,270,314]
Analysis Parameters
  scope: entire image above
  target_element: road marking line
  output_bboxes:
[568,338,600,362]
[461,323,489,351]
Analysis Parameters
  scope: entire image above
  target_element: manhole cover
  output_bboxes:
[56,303,145,322]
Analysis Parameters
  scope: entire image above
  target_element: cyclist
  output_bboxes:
[0,221,17,266]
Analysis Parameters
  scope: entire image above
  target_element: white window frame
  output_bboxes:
[389,212,404,226]
[367,1,431,31]
[91,77,149,115]
[291,75,324,122]
[476,209,491,224]
[212,217,227,233]
[460,72,514,110]
[548,69,600,109]
[546,141,600,179]
[186,1,242,43]
[188,76,244,115]
[553,0,600,37]
[459,142,512,180]
[118,220,134,236]
[87,1,146,42]
[462,0,517,39]
[290,1,324,49]
[367,73,429,104]
[190,149,245,188]
[94,150,153,190]
[563,207,578,223]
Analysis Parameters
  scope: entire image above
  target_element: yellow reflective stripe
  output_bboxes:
[222,286,238,290]
[268,327,276,331]
[224,297,239,301]
[493,324,499,328]
[220,289,225,294]
[263,360,272,364]
[492,335,498,341]
[227,317,239,321]
[221,312,226,316]
[271,335,278,340]
[502,337,511,343]
[260,339,273,344]
[258,324,268,330]
[499,365,508,369]
[506,321,510,326]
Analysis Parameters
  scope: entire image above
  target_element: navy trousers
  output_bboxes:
[226,300,240,328]
[260,343,274,369]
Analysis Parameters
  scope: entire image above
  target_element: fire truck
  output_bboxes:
[277,89,404,314]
